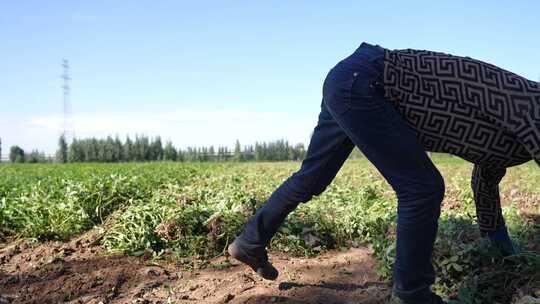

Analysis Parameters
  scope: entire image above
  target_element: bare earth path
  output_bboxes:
[0,228,391,304]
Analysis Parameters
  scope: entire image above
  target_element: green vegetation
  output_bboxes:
[0,158,538,303]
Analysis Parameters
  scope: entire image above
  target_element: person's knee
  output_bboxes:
[396,170,445,222]
[431,170,446,203]
[399,169,445,199]
[422,170,445,208]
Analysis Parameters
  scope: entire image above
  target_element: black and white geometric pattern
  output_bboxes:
[381,48,540,231]
[471,165,506,231]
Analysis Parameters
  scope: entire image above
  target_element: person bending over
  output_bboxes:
[228,42,540,304]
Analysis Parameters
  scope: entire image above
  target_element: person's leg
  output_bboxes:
[235,98,355,249]
[323,43,446,302]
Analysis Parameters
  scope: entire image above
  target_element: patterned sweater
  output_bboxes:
[379,45,540,231]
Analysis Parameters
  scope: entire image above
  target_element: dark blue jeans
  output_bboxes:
[237,42,445,302]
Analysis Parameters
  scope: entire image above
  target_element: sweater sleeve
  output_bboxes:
[470,164,507,232]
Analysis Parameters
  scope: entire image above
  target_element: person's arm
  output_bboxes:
[471,164,517,255]
[470,164,506,232]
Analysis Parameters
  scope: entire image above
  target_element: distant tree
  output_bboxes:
[222,146,230,161]
[68,138,84,162]
[185,147,194,162]
[79,139,88,162]
[142,136,151,160]
[97,138,107,161]
[198,147,204,161]
[234,139,243,161]
[209,145,215,161]
[243,144,255,161]
[56,134,68,163]
[114,135,123,161]
[200,146,209,161]
[133,135,150,161]
[9,146,25,163]
[132,136,140,161]
[192,146,199,162]
[288,145,296,160]
[0,137,2,163]
[294,143,306,160]
[39,151,51,163]
[262,142,268,160]
[102,136,115,162]
[27,150,42,163]
[254,142,262,161]
[249,139,304,161]
[177,148,185,162]
[124,136,133,161]
[149,136,163,161]
[163,141,177,161]
[197,147,203,161]
[217,146,224,161]
[87,138,99,162]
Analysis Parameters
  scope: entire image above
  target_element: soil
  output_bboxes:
[0,227,391,304]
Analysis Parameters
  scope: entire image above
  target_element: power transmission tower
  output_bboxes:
[61,59,75,143]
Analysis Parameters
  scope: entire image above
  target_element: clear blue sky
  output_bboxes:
[1,1,539,155]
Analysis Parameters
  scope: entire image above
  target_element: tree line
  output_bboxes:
[1,138,54,163]
[0,135,309,163]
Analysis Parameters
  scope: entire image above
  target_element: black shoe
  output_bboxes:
[227,237,279,280]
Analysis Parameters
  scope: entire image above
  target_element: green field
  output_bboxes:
[0,157,538,303]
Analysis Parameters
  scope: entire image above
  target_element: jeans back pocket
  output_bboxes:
[347,63,384,111]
